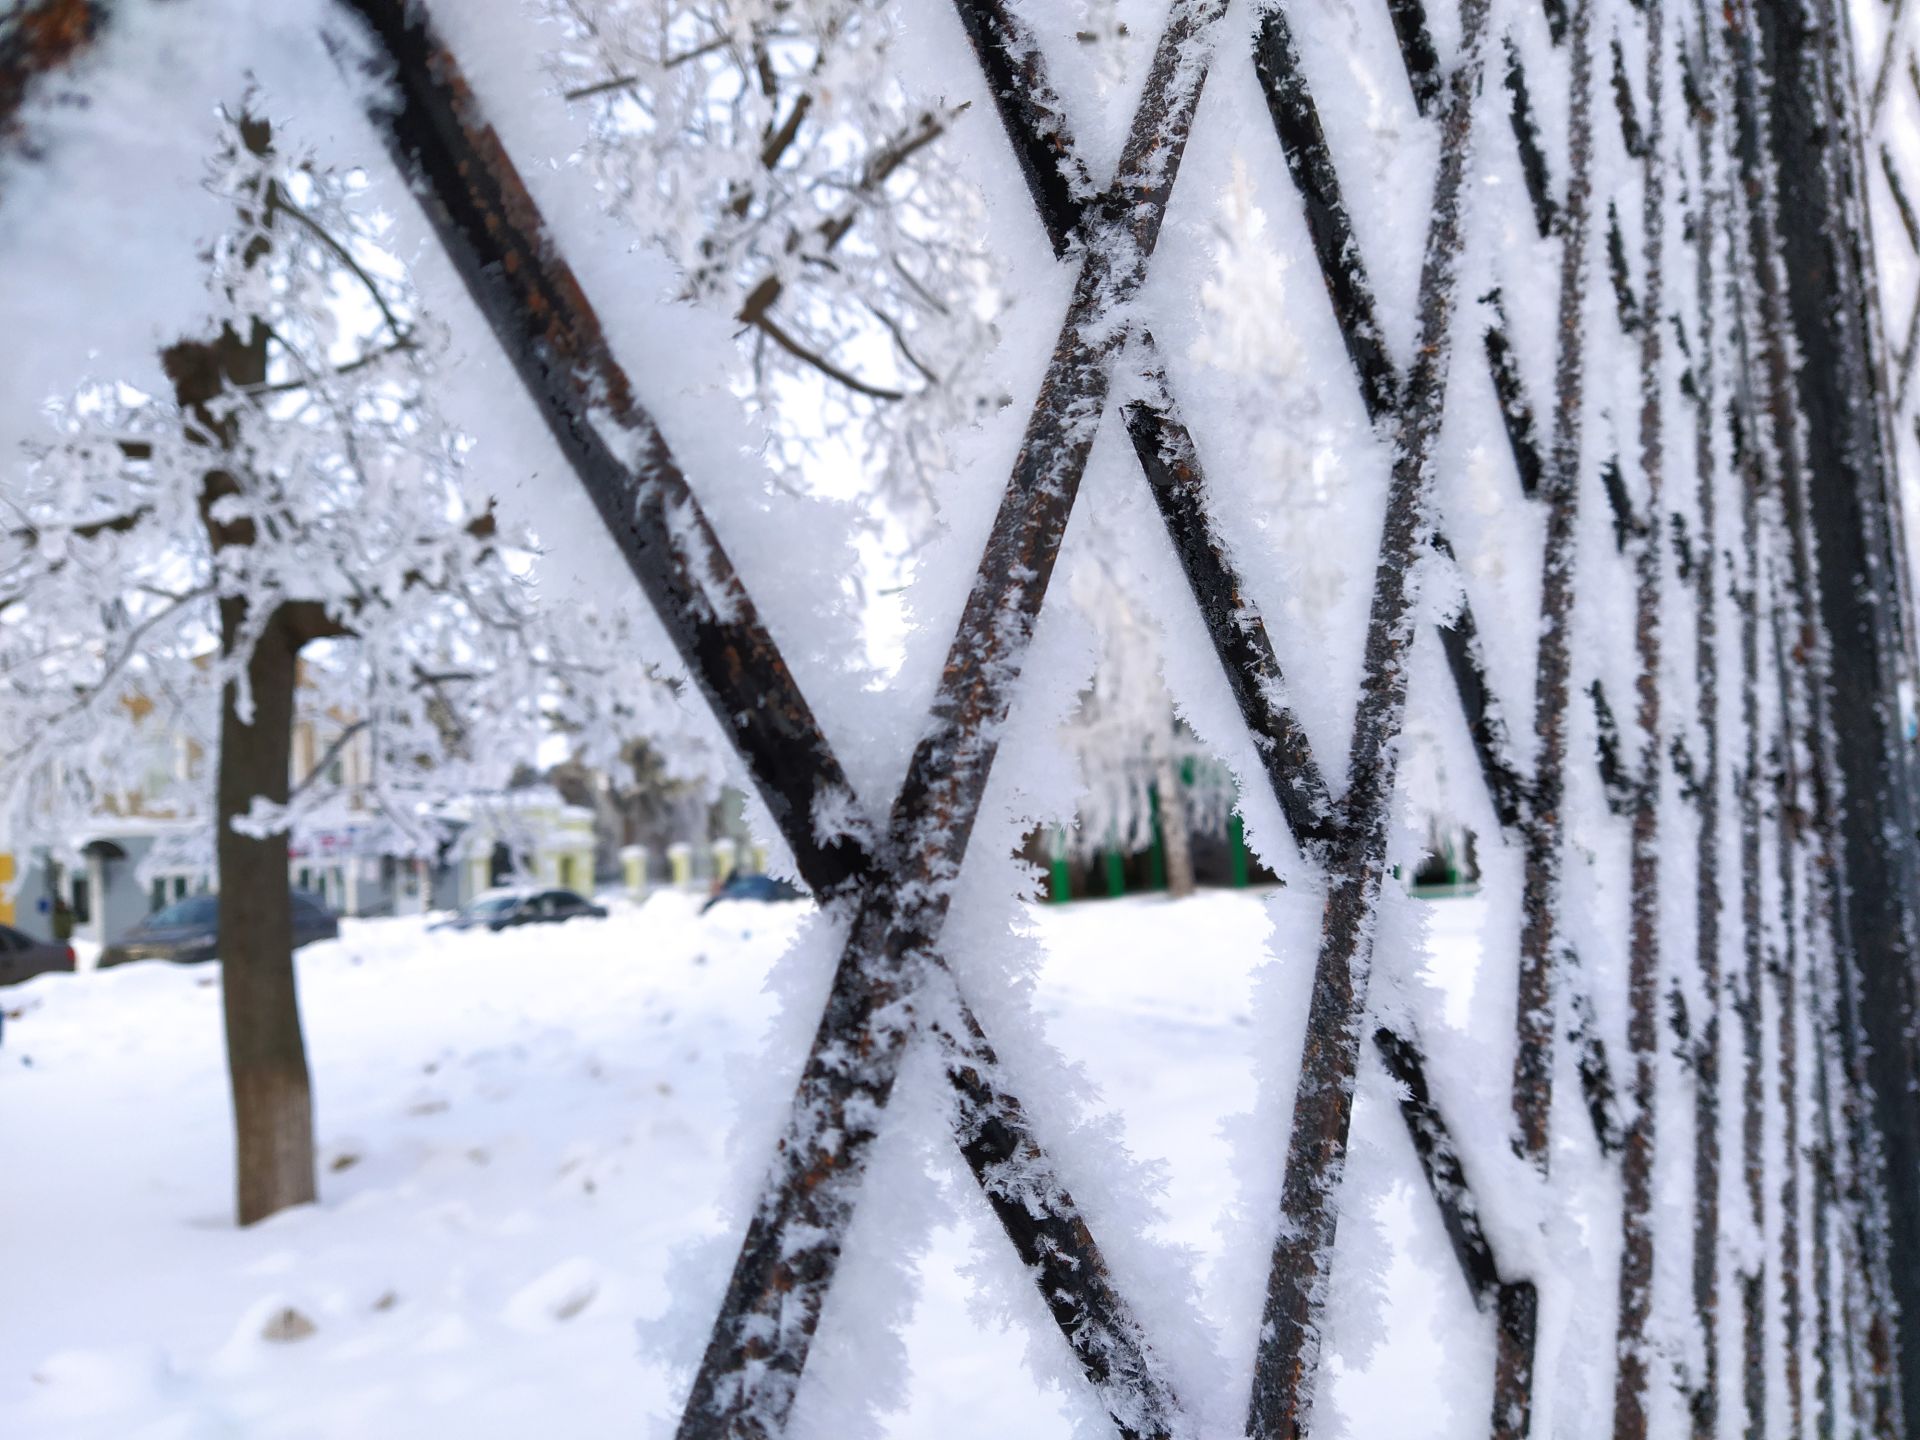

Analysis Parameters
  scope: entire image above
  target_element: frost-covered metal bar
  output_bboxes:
[950,0,1089,258]
[1121,362,1337,850]
[1501,35,1559,241]
[1252,15,1539,842]
[1251,6,1399,425]
[1680,9,1726,1429]
[1731,390,1769,1440]
[955,1,1347,855]
[1514,0,1597,1171]
[1430,543,1533,835]
[1373,1025,1538,1440]
[670,0,1228,1429]
[1482,291,1546,498]
[1730,2,1915,1430]
[1769,593,1810,1440]
[1748,1,1920,1424]
[1613,3,1670,1434]
[334,4,1199,1435]
[953,0,1343,851]
[956,15,1542,1427]
[1246,1,1495,1431]
[1383,0,1441,118]
[334,0,864,897]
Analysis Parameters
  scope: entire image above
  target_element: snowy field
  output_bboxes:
[0,890,1497,1439]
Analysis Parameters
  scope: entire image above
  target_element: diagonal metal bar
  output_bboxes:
[333,0,867,900]
[332,4,1207,1436]
[963,0,1535,861]
[1246,2,1495,1430]
[1251,7,1550,846]
[1374,1024,1538,1440]
[1429,532,1533,832]
[1502,33,1560,241]
[1252,7,1399,425]
[666,1,1228,1429]
[950,0,1093,258]
[1384,0,1442,118]
[1483,289,1548,499]
[957,13,1540,1434]
[951,0,1338,853]
[1253,0,1632,1191]
[1119,355,1337,850]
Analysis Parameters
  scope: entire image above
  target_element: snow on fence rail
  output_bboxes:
[8,0,1920,1437]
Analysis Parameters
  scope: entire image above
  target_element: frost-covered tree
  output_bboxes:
[0,108,707,1225]
[542,0,1002,529]
[1059,560,1220,895]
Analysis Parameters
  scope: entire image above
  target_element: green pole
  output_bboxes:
[1229,810,1249,888]
[1048,825,1071,903]
[1103,847,1125,899]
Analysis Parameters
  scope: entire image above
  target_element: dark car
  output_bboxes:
[701,872,807,914]
[0,923,76,985]
[429,888,608,933]
[98,890,340,967]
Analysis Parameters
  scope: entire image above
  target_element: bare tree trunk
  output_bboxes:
[1153,753,1195,898]
[164,301,320,1228]
[217,603,316,1226]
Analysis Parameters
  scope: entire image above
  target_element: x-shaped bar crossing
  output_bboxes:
[336,1,1225,1436]
[956,5,1538,1435]
[961,0,1526,1430]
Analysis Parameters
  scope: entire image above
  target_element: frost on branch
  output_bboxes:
[0,104,711,862]
[541,0,1002,531]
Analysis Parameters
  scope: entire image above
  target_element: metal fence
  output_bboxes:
[8,0,1920,1436]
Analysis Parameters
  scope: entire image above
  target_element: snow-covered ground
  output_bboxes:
[0,890,1493,1439]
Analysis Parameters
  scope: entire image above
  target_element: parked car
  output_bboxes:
[701,872,808,914]
[429,887,608,933]
[0,923,76,985]
[98,890,340,967]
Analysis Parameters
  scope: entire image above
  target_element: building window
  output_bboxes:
[150,877,167,913]
[558,854,575,889]
[71,876,91,924]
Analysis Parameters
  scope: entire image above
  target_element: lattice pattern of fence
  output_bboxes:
[8,0,1920,1437]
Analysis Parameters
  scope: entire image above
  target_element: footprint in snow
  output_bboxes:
[501,1258,601,1331]
[261,1307,317,1343]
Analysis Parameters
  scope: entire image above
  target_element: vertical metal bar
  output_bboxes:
[1615,1,1669,1432]
[1514,0,1597,1169]
[1734,406,1768,1440]
[1731,2,1914,1430]
[1684,5,1726,1432]
[1768,587,1807,1440]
